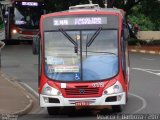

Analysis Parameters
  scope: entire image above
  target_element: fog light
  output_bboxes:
[44,97,49,103]
[117,95,122,101]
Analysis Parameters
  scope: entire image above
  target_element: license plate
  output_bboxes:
[75,101,90,106]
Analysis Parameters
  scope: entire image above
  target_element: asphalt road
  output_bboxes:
[1,44,160,120]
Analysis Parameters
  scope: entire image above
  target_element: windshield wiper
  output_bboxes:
[79,50,117,55]
[86,27,102,47]
[59,28,77,47]
[91,51,117,55]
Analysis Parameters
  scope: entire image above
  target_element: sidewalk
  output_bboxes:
[0,71,33,115]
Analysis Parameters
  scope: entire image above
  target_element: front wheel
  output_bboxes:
[47,107,61,115]
[112,105,123,113]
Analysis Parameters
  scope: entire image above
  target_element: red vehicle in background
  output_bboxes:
[2,0,46,43]
[33,3,130,115]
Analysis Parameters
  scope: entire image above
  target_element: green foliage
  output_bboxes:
[128,13,155,31]
[128,0,160,31]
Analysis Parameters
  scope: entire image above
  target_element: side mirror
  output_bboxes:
[32,36,40,55]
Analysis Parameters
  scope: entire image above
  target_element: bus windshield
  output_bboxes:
[13,6,45,29]
[44,29,118,82]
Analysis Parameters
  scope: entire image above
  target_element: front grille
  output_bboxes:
[75,85,88,88]
[64,86,99,96]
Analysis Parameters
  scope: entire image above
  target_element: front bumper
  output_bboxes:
[11,33,36,40]
[40,92,126,107]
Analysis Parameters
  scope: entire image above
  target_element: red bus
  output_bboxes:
[33,4,130,115]
[3,0,46,43]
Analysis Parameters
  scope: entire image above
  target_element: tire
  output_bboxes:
[47,107,61,115]
[112,105,123,113]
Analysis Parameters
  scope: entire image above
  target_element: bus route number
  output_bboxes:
[92,82,104,88]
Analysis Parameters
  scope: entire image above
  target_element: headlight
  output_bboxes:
[42,83,62,96]
[12,29,18,34]
[103,81,123,95]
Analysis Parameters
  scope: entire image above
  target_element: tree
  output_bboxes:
[128,0,160,30]
[100,0,160,30]
[103,0,143,13]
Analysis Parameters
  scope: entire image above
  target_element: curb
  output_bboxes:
[0,71,33,116]
[128,49,160,55]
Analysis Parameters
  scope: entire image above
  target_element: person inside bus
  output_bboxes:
[24,8,34,26]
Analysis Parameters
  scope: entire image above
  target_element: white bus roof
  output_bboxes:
[68,4,125,18]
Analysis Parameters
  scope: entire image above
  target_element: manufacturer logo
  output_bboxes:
[79,89,85,94]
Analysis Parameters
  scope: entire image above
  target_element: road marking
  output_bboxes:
[130,49,137,52]
[129,93,147,114]
[136,68,160,72]
[132,67,160,76]
[149,51,156,54]
[140,50,146,53]
[19,82,48,114]
[142,57,155,61]
[20,82,39,97]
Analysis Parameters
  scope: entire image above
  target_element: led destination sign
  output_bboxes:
[53,17,107,26]
[43,15,119,30]
[22,2,38,6]
[75,17,102,25]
